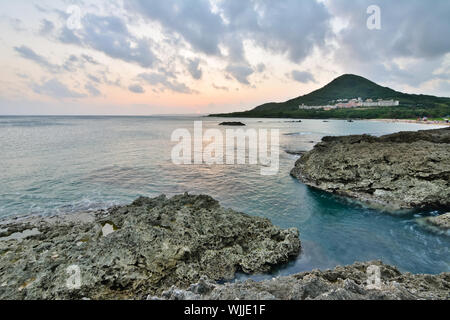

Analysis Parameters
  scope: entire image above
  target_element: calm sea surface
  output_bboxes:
[0,116,448,276]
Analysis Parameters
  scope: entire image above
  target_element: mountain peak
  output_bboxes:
[321,74,383,91]
[330,74,374,84]
[333,74,367,80]
[280,74,399,108]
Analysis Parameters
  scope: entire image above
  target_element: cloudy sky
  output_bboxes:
[0,0,449,115]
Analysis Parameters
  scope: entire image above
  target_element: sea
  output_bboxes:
[0,115,448,277]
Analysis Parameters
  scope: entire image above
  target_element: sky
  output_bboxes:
[0,0,449,115]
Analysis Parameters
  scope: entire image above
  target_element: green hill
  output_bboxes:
[211,74,450,119]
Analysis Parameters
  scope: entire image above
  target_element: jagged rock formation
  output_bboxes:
[0,194,300,300]
[290,127,450,211]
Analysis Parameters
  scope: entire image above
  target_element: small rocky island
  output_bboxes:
[291,127,450,212]
[0,194,300,300]
[218,121,246,126]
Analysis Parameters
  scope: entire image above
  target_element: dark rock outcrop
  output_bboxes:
[285,150,307,156]
[290,127,450,211]
[151,261,449,300]
[219,122,246,126]
[0,194,300,300]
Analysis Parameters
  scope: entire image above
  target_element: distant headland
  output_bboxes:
[210,74,450,121]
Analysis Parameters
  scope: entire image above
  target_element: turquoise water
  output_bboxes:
[0,116,448,275]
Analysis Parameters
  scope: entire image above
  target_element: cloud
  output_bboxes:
[219,0,331,63]
[256,63,266,73]
[127,0,225,55]
[81,54,99,65]
[129,84,145,94]
[14,45,101,77]
[59,26,82,45]
[139,72,193,93]
[127,0,332,64]
[212,84,229,91]
[14,46,59,72]
[85,83,101,97]
[225,64,254,85]
[327,0,450,87]
[39,19,54,36]
[125,0,332,86]
[9,18,26,32]
[329,0,450,60]
[7,0,450,106]
[34,4,50,13]
[186,58,202,80]
[291,70,315,83]
[98,70,122,87]
[57,14,157,68]
[16,73,29,79]
[63,54,100,72]
[32,79,86,99]
[87,74,101,83]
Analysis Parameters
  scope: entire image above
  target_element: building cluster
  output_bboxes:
[299,98,400,111]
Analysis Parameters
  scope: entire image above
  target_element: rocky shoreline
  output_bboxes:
[290,127,450,213]
[0,194,300,300]
[151,261,449,300]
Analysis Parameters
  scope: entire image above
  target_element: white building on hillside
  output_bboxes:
[299,98,400,110]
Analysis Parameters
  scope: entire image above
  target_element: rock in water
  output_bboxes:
[418,213,450,235]
[424,213,450,230]
[285,150,307,156]
[218,121,246,126]
[152,261,449,300]
[290,127,450,211]
[0,194,300,300]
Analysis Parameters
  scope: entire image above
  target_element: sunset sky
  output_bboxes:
[0,0,449,115]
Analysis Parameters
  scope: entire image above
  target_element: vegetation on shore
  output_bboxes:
[212,105,450,120]
[211,74,450,120]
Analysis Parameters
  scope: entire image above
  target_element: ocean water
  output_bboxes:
[0,116,448,276]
